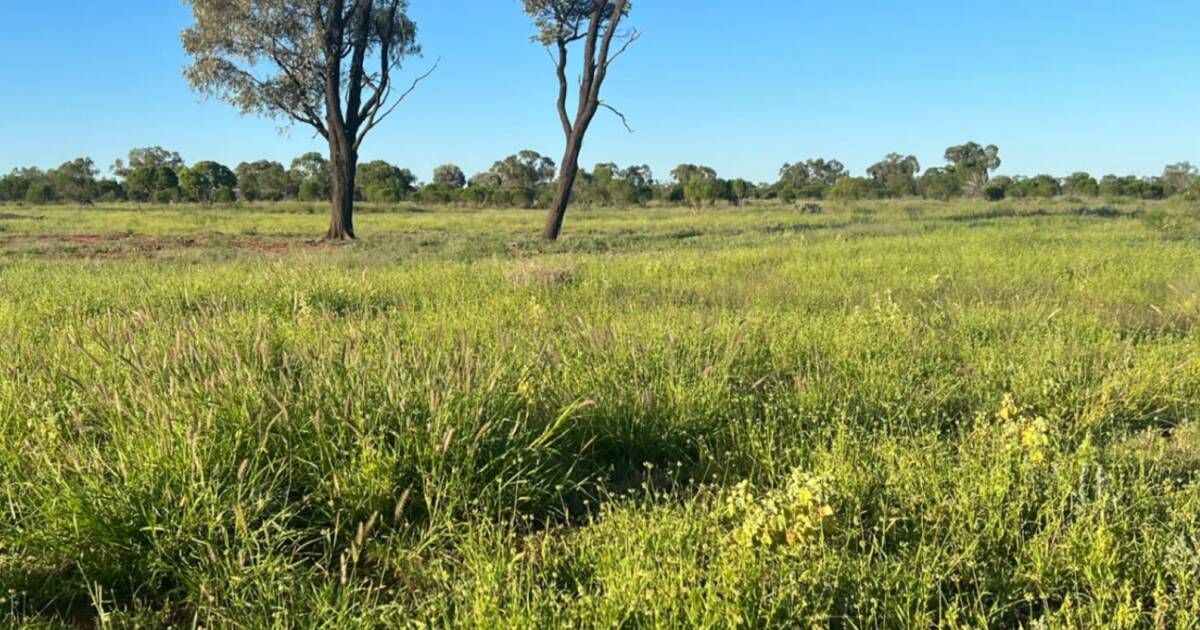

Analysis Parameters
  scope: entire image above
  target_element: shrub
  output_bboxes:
[24,182,54,205]
[828,177,876,201]
[153,188,177,204]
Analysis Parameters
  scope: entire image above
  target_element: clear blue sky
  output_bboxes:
[1,1,1197,183]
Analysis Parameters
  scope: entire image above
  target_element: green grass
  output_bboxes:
[2,200,1200,627]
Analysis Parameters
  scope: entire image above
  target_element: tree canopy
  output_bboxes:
[182,0,428,239]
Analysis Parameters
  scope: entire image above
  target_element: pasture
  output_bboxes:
[2,200,1200,627]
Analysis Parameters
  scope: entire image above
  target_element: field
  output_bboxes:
[2,200,1200,628]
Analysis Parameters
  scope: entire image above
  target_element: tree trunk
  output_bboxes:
[326,137,358,240]
[544,136,583,241]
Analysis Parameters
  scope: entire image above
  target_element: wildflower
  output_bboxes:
[721,469,837,553]
[517,379,535,404]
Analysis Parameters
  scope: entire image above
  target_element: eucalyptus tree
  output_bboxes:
[182,0,430,239]
[521,0,638,241]
[433,164,467,189]
[50,158,100,205]
[111,147,184,179]
[236,160,294,201]
[943,142,1001,195]
[180,161,238,204]
[670,164,717,185]
[1161,162,1198,196]
[291,152,332,201]
[867,153,920,197]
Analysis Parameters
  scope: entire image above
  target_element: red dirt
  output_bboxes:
[0,233,327,259]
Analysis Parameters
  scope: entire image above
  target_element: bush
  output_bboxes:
[918,168,962,200]
[365,183,401,203]
[493,187,536,208]
[24,182,54,205]
[828,177,876,201]
[153,189,177,205]
[215,186,236,204]
[298,178,327,202]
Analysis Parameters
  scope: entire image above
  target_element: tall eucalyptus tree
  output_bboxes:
[521,0,638,241]
[182,0,431,239]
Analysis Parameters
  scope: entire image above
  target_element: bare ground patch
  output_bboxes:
[0,233,331,259]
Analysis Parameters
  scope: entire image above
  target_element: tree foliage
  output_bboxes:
[867,153,920,197]
[180,161,238,203]
[237,161,295,202]
[433,164,467,189]
[943,142,1000,195]
[50,158,100,204]
[182,0,427,238]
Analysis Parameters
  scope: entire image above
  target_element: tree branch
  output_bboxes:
[599,101,634,133]
[606,28,640,66]
[357,0,402,125]
[355,58,438,150]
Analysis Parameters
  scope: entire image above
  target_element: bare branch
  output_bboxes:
[355,58,439,149]
[606,29,641,66]
[599,101,634,133]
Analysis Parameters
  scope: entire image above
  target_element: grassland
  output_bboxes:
[2,199,1200,628]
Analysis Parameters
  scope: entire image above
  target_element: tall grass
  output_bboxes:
[1,200,1199,627]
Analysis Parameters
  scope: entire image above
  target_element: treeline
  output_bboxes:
[3,143,1199,208]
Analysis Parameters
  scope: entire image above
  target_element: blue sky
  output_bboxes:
[1,1,1197,183]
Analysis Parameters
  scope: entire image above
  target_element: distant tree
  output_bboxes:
[125,165,179,203]
[25,182,55,205]
[591,162,618,201]
[983,175,1012,201]
[728,179,754,206]
[111,147,184,178]
[153,188,178,204]
[491,150,557,189]
[414,182,458,204]
[215,186,237,204]
[180,161,238,204]
[1063,172,1099,197]
[777,159,846,199]
[683,176,721,213]
[236,160,293,202]
[291,152,332,201]
[918,167,962,200]
[357,160,416,201]
[522,0,638,240]
[461,184,492,206]
[1100,175,1164,199]
[182,0,429,239]
[0,169,36,202]
[617,164,654,205]
[433,164,466,189]
[50,158,100,204]
[867,153,920,197]
[671,164,717,184]
[468,171,503,189]
[1161,162,1198,196]
[943,142,1000,195]
[1139,178,1166,200]
[1007,175,1061,199]
[114,147,185,202]
[574,162,615,205]
[828,176,876,201]
[95,179,127,202]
